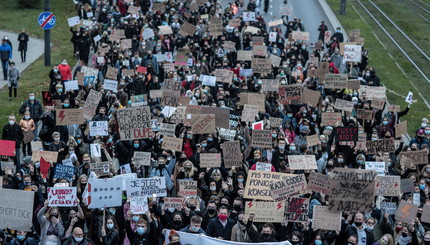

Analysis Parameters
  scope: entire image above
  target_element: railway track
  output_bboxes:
[355,0,430,88]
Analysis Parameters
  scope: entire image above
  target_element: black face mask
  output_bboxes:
[207,209,216,215]
[189,206,196,211]
[402,232,408,237]
[173,220,182,225]
[233,204,241,211]
[354,221,362,227]
[262,233,271,239]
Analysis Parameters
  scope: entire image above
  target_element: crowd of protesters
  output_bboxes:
[1,0,430,244]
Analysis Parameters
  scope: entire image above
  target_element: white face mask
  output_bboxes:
[9,120,15,125]
[422,123,427,128]
[74,237,83,242]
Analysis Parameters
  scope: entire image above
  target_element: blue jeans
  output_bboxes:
[1,59,8,80]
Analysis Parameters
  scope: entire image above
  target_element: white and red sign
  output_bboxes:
[48,187,77,207]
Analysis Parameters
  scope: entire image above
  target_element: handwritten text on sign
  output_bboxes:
[117,106,152,140]
[48,187,77,207]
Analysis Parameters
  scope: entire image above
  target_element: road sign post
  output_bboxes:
[38,0,55,66]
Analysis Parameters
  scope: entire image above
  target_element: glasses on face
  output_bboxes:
[73,233,84,237]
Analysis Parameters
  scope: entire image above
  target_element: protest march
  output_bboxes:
[0,0,430,244]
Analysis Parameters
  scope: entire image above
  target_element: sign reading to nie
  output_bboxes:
[38,12,56,30]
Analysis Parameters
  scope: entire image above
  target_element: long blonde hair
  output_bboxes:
[379,234,394,245]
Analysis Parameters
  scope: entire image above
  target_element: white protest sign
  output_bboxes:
[103,79,118,92]
[142,28,155,40]
[0,189,34,231]
[67,16,80,27]
[269,32,277,42]
[130,196,149,214]
[405,91,414,104]
[161,106,177,118]
[343,45,362,62]
[133,151,151,166]
[90,143,101,158]
[243,12,256,21]
[93,35,101,42]
[64,80,79,91]
[126,177,167,198]
[202,75,216,86]
[287,155,317,170]
[256,162,272,172]
[365,162,385,176]
[89,121,109,136]
[88,178,123,209]
[47,187,77,207]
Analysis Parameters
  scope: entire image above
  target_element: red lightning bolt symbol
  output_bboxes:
[248,202,253,208]
[45,92,51,102]
[58,110,65,123]
[277,203,283,210]
[400,204,412,218]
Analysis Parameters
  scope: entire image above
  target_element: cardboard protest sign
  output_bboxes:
[395,121,408,138]
[32,151,58,163]
[133,151,151,166]
[208,17,223,36]
[161,79,182,107]
[241,104,258,122]
[261,79,279,92]
[312,205,342,231]
[306,134,320,147]
[324,74,348,89]
[366,138,395,154]
[270,174,307,201]
[89,121,108,137]
[47,187,77,207]
[251,58,272,73]
[251,130,272,148]
[244,170,295,201]
[89,162,110,177]
[83,89,102,120]
[343,45,362,62]
[158,123,176,137]
[200,153,221,168]
[170,106,185,124]
[223,41,236,51]
[161,136,183,152]
[278,85,302,105]
[321,112,342,126]
[0,189,34,231]
[239,93,266,112]
[158,25,173,35]
[357,109,373,120]
[308,172,330,195]
[381,202,397,215]
[291,31,310,41]
[401,178,415,193]
[284,198,309,222]
[130,196,149,214]
[396,200,418,223]
[269,117,283,128]
[187,114,216,134]
[214,69,234,83]
[1,161,16,175]
[252,45,267,56]
[56,109,83,125]
[164,197,185,210]
[178,180,197,197]
[244,201,285,223]
[237,50,253,61]
[335,127,358,142]
[287,155,317,170]
[374,175,400,196]
[106,67,118,80]
[126,177,167,197]
[422,205,430,223]
[268,19,283,27]
[399,150,428,165]
[347,79,360,90]
[117,106,152,140]
[219,128,236,141]
[179,22,196,36]
[371,98,385,110]
[360,85,387,99]
[229,19,241,27]
[334,99,354,112]
[67,16,80,27]
[54,164,75,181]
[365,162,385,176]
[201,75,216,86]
[301,88,320,106]
[23,131,34,144]
[87,178,122,209]
[221,141,242,168]
[328,169,377,212]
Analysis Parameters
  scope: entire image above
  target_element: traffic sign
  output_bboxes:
[38,12,56,30]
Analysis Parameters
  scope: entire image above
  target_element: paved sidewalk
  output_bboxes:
[0,30,44,89]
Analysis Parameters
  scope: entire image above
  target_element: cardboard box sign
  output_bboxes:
[221,141,242,168]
